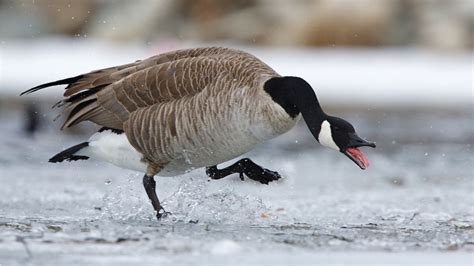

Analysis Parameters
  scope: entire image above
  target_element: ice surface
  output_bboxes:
[1,38,472,264]
[0,108,472,265]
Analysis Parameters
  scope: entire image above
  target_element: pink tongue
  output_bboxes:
[346,147,370,168]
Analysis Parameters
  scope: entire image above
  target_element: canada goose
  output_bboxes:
[21,47,375,219]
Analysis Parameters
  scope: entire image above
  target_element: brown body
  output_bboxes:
[33,47,299,176]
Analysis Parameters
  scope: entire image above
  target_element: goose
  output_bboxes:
[21,47,376,219]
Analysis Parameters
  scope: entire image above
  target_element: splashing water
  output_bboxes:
[164,177,270,225]
[98,173,270,225]
[100,173,150,221]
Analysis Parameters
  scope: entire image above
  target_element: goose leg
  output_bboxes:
[206,158,281,184]
[143,175,169,220]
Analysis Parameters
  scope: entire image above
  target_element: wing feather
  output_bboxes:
[21,47,278,131]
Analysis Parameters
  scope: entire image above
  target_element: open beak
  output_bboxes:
[343,133,376,170]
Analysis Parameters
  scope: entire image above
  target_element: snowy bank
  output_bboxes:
[1,38,472,108]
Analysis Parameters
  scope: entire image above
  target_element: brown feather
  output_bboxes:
[25,47,279,143]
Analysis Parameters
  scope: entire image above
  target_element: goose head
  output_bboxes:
[317,116,376,169]
[264,76,376,169]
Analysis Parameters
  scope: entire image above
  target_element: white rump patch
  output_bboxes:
[79,130,147,172]
[318,120,339,151]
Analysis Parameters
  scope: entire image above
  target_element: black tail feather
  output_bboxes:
[49,142,89,163]
[64,85,106,103]
[20,75,83,96]
[64,98,97,123]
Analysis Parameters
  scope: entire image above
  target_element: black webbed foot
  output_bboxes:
[238,159,282,184]
[206,158,282,185]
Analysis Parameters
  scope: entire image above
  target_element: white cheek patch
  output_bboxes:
[318,120,339,151]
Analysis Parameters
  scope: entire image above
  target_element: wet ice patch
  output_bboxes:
[1,108,474,264]
[209,239,242,255]
[164,177,271,224]
[99,173,151,221]
[96,173,272,224]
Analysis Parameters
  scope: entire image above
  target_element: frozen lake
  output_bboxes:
[0,106,472,265]
[0,38,472,265]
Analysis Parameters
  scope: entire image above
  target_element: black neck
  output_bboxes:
[264,76,327,139]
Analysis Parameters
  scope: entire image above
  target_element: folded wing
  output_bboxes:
[21,47,277,130]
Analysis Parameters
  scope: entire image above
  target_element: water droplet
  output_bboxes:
[424,153,429,156]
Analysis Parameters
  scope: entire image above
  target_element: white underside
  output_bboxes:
[77,129,265,177]
[76,130,223,176]
[78,130,148,174]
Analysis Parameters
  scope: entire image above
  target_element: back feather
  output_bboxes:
[20,47,277,131]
